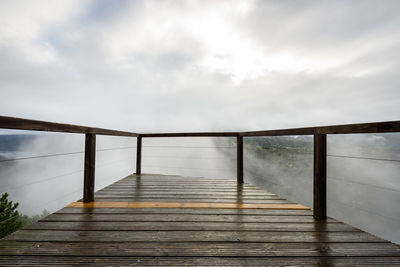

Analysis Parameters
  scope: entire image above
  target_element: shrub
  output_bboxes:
[0,193,22,238]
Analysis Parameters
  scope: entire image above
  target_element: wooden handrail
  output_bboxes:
[240,120,400,136]
[2,115,399,137]
[141,132,239,137]
[1,115,399,219]
[0,116,139,137]
[140,120,400,137]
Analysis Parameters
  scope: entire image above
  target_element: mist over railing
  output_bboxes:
[1,115,400,221]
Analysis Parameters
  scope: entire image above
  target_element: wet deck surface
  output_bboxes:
[1,174,400,266]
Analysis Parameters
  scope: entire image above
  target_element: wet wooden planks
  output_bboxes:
[1,174,400,266]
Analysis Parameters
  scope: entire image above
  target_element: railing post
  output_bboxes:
[136,135,142,175]
[83,133,96,203]
[313,132,327,220]
[237,135,244,184]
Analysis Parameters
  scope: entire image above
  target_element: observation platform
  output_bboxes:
[1,174,400,266]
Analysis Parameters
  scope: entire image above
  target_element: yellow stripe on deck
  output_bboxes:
[67,201,310,210]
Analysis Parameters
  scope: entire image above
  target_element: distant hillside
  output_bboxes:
[244,136,313,151]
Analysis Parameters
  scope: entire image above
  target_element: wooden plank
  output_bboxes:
[0,115,139,136]
[92,198,293,203]
[56,208,313,216]
[2,241,400,257]
[105,180,257,184]
[83,133,96,203]
[24,221,358,232]
[2,173,399,266]
[5,230,384,242]
[105,185,259,189]
[103,183,261,187]
[66,202,308,209]
[1,256,400,266]
[313,133,327,220]
[108,182,257,186]
[93,196,286,201]
[96,191,279,198]
[93,194,284,200]
[40,214,337,223]
[103,188,265,193]
[106,185,257,188]
[96,193,278,198]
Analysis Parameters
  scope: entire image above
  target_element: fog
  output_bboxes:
[141,137,236,179]
[1,1,400,131]
[0,131,135,215]
[327,134,400,245]
[238,134,400,244]
[1,132,399,244]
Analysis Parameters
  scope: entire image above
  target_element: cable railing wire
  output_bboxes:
[1,157,133,192]
[0,146,136,163]
[29,187,83,215]
[0,151,84,163]
[17,156,134,215]
[143,145,235,148]
[244,145,400,163]
[97,146,136,152]
[143,155,226,160]
[3,169,84,192]
[327,154,400,163]
[328,176,400,194]
[327,196,400,223]
[142,165,231,172]
[97,157,132,169]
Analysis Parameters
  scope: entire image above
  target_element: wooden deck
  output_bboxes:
[1,174,400,266]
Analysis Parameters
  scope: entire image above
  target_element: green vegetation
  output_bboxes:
[0,193,49,239]
[243,136,313,178]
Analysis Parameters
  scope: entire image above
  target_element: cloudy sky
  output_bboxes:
[0,0,399,132]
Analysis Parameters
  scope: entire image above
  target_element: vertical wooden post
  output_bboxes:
[136,135,142,175]
[83,133,96,203]
[237,135,244,184]
[313,133,327,220]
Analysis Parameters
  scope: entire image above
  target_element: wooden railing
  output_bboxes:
[1,115,400,220]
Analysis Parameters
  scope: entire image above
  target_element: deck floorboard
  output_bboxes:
[1,173,400,266]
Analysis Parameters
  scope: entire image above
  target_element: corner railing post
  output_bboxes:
[83,133,96,203]
[237,135,244,184]
[136,135,142,175]
[313,132,327,220]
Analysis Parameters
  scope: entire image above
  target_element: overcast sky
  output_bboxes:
[0,0,399,133]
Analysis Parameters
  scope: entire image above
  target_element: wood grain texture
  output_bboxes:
[1,174,399,266]
[240,120,400,136]
[83,133,96,203]
[0,115,138,136]
[1,256,400,266]
[313,133,327,220]
[66,201,308,209]
[2,241,399,257]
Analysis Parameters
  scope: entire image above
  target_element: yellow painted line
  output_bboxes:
[66,201,310,210]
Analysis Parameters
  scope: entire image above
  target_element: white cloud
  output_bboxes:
[0,0,91,64]
[0,0,399,132]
